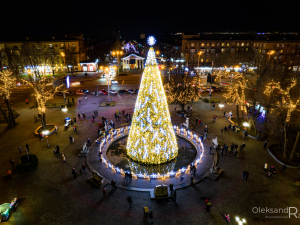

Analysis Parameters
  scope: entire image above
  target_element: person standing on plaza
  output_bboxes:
[190,175,194,185]
[83,112,86,119]
[245,171,249,181]
[72,168,76,179]
[225,144,228,154]
[26,143,29,152]
[10,158,15,168]
[69,136,73,144]
[196,118,198,126]
[209,145,212,154]
[242,170,246,180]
[264,163,268,172]
[263,141,267,149]
[82,164,87,174]
[143,206,149,218]
[234,149,237,158]
[127,195,132,209]
[62,153,66,163]
[173,190,177,202]
[224,214,230,224]
[78,113,80,119]
[102,187,107,199]
[169,183,174,195]
[18,145,22,153]
[281,164,286,173]
[111,180,116,192]
[149,211,154,225]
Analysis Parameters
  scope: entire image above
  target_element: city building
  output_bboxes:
[0,34,85,74]
[181,32,300,70]
[121,54,145,70]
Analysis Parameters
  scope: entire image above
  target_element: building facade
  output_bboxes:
[181,32,300,70]
[0,34,86,74]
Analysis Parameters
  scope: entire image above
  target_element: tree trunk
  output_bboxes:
[289,131,300,161]
[283,123,288,160]
[41,112,47,130]
[4,99,15,127]
[264,106,269,125]
[0,105,11,127]
[236,104,239,121]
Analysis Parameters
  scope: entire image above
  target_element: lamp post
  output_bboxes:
[112,51,123,75]
[61,52,65,71]
[243,122,250,139]
[197,51,202,68]
[104,67,111,101]
[219,104,224,117]
[267,50,274,59]
[168,67,172,81]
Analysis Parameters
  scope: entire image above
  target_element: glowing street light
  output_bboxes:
[235,216,246,225]
[243,122,250,127]
[198,51,202,68]
[219,104,224,117]
[267,50,274,59]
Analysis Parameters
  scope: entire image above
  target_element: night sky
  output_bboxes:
[1,0,299,40]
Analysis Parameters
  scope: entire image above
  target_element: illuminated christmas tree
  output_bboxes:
[126,37,178,165]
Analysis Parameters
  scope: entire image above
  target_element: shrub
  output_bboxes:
[16,154,38,173]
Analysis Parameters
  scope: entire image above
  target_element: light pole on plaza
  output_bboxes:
[104,67,112,101]
[219,104,224,117]
[168,67,172,82]
[267,50,274,59]
[112,51,123,76]
[197,51,202,68]
[235,216,246,225]
[61,52,65,71]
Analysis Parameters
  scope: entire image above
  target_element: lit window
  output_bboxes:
[241,43,245,46]
[206,49,209,52]
[49,44,52,48]
[201,59,203,62]
[217,43,220,46]
[227,43,229,46]
[221,48,226,53]
[206,59,209,62]
[246,48,248,51]
[259,49,262,53]
[72,44,75,48]
[262,50,265,53]
[61,44,64,47]
[201,43,205,47]
[211,43,215,47]
[277,44,280,48]
[280,50,283,53]
[207,43,210,47]
[263,44,266,47]
[290,61,292,64]
[274,56,277,59]
[191,43,194,47]
[260,44,262,47]
[222,43,225,46]
[246,42,249,46]
[237,43,240,46]
[282,44,284,47]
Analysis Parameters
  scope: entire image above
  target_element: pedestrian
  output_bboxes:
[60,105,62,110]
[193,168,197,177]
[83,112,86,119]
[72,168,76,179]
[79,99,81,104]
[263,141,267,149]
[55,126,58,134]
[169,183,174,194]
[143,206,149,218]
[69,136,73,144]
[281,164,286,173]
[224,214,230,224]
[62,153,66,163]
[221,147,224,155]
[111,180,116,192]
[26,99,29,104]
[224,111,226,117]
[173,189,177,202]
[264,163,268,172]
[102,187,107,199]
[3,174,8,182]
[87,138,91,145]
[199,119,201,125]
[26,143,29,152]
[74,117,76,123]
[196,118,198,126]
[70,120,74,126]
[204,199,211,214]
[127,196,132,209]
[245,171,249,181]
[10,158,14,168]
[72,98,74,104]
[213,104,215,110]
[234,150,237,158]
[78,113,80,119]
[242,142,245,148]
[180,175,184,184]
[18,145,22,153]
[149,211,154,225]
[209,145,212,154]
[82,164,87,174]
[129,173,132,181]
[240,145,243,154]
[224,126,227,131]
[242,170,246,180]
[91,118,94,124]
[190,175,194,185]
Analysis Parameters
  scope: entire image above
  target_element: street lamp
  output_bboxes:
[61,52,65,71]
[267,50,274,59]
[197,51,202,68]
[168,67,172,81]
[235,216,246,225]
[156,51,160,55]
[219,104,224,117]
[243,122,250,127]
[105,68,112,102]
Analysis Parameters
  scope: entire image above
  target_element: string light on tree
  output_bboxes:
[126,37,178,165]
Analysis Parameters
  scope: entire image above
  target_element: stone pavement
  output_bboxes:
[0,93,300,225]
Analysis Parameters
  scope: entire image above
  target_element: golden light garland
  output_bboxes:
[264,79,299,122]
[0,71,16,99]
[126,47,178,165]
[22,77,62,114]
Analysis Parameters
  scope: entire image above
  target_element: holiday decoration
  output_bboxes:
[126,45,178,165]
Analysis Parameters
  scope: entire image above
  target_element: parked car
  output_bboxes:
[118,89,128,94]
[206,87,214,92]
[76,89,89,95]
[99,89,108,95]
[56,92,63,96]
[110,90,118,94]
[111,80,118,84]
[127,89,135,94]
[135,89,139,94]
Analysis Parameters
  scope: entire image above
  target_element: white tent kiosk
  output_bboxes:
[121,54,145,70]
